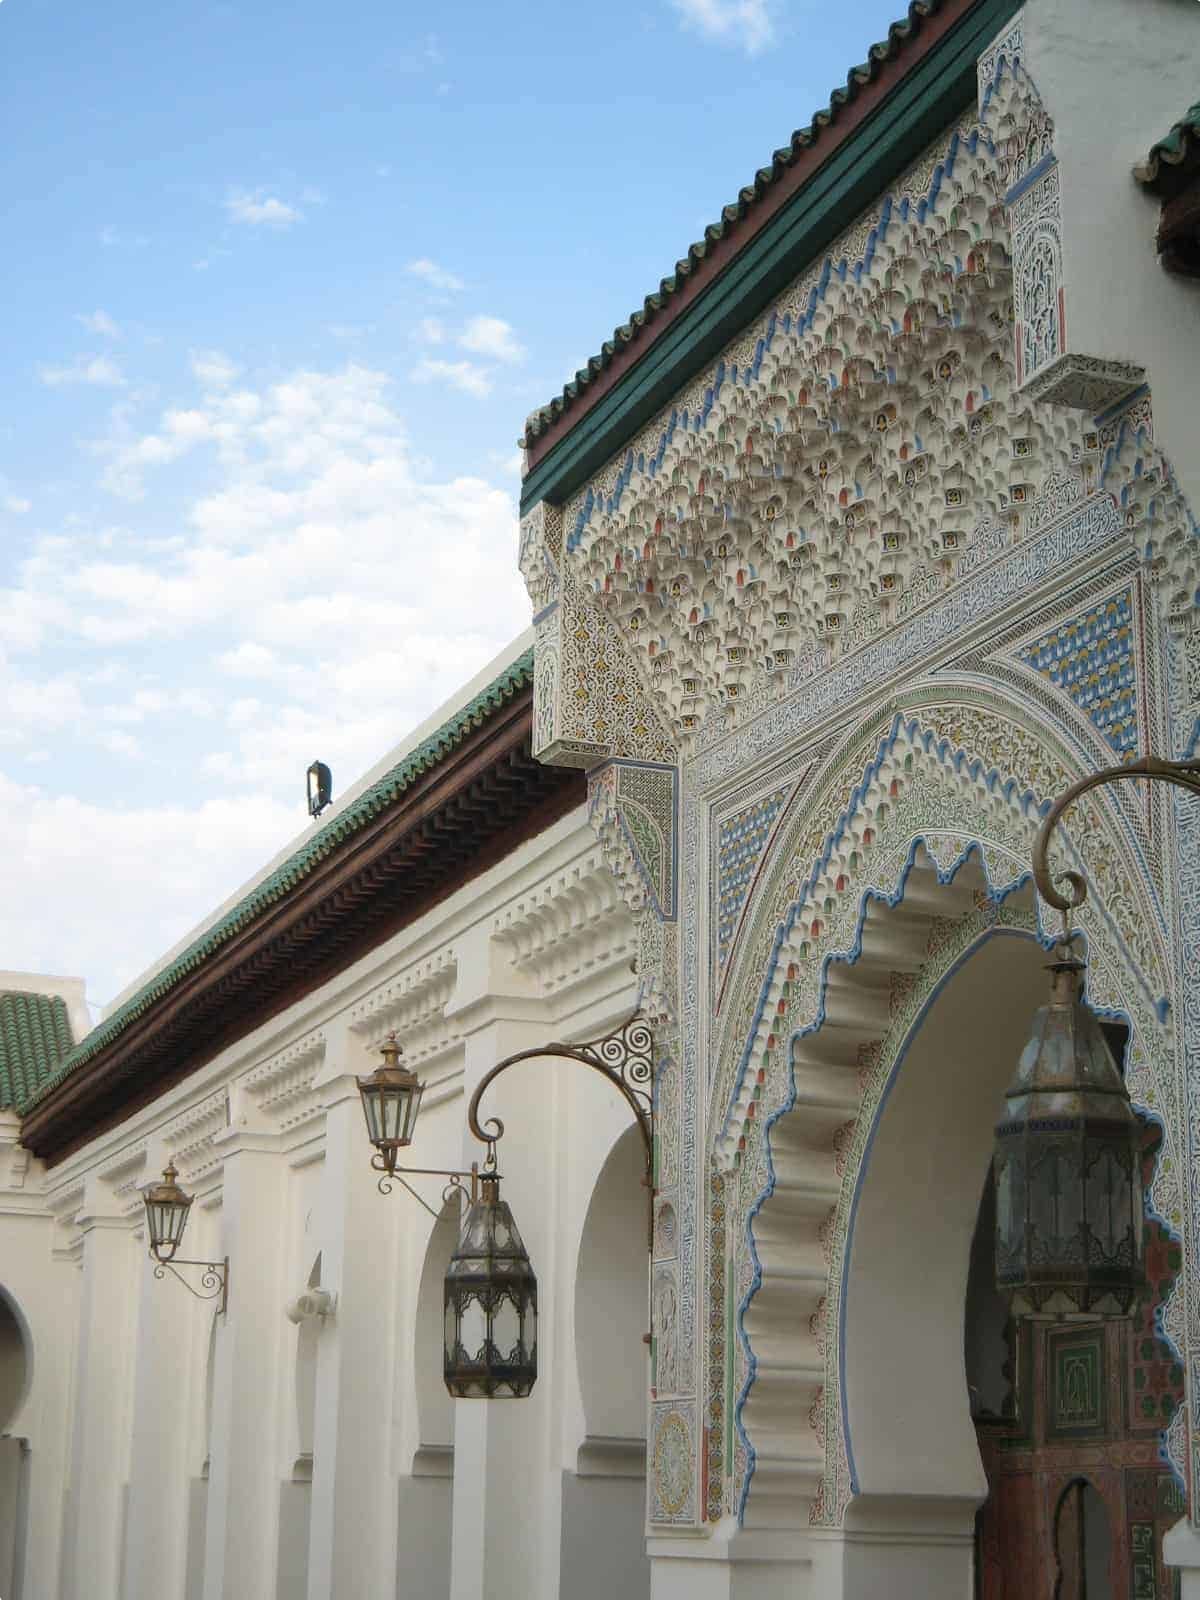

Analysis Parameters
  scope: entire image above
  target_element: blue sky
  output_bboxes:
[1,0,908,1015]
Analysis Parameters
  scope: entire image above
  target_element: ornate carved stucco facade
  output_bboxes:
[519,2,1200,1593]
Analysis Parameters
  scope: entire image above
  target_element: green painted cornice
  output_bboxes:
[520,0,1020,519]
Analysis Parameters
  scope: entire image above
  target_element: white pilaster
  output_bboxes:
[447,928,559,1600]
[122,1142,198,1600]
[305,1024,397,1599]
[61,1196,137,1600]
[202,1129,287,1600]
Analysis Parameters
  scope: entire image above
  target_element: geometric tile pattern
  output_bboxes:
[1017,589,1140,757]
[716,789,788,975]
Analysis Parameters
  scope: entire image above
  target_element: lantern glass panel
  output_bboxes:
[460,1295,487,1361]
[492,1293,520,1361]
[360,1085,385,1144]
[380,1090,402,1143]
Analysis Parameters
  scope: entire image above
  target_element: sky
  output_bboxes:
[1,0,909,1019]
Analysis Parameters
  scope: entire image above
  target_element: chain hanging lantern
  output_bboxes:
[993,945,1145,1319]
[443,1171,537,1398]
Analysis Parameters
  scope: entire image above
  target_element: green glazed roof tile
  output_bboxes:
[1134,101,1200,193]
[520,0,946,448]
[0,992,74,1109]
[21,648,534,1114]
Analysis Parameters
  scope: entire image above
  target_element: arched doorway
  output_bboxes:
[0,1288,31,1600]
[564,1123,650,1599]
[839,929,1053,1595]
[967,1027,1185,1599]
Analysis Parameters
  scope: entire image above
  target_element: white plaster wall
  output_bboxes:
[1025,0,1200,511]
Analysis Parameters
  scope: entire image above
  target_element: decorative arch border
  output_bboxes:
[712,695,1174,1165]
[704,700,1184,1529]
[734,841,1183,1528]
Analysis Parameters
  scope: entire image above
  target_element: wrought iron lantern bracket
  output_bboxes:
[463,1016,654,1252]
[149,1251,230,1315]
[466,1016,654,1185]
[1032,753,1200,921]
[370,1156,483,1218]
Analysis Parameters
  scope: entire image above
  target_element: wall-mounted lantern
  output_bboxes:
[356,1034,425,1176]
[357,1018,653,1398]
[142,1161,229,1313]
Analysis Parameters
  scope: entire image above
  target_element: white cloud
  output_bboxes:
[191,349,239,389]
[407,258,465,294]
[97,729,142,759]
[417,317,445,345]
[0,771,301,1008]
[76,310,121,338]
[413,358,493,398]
[670,0,774,53]
[489,450,523,478]
[3,495,31,515]
[4,358,529,1003]
[226,189,304,228]
[459,315,525,364]
[40,355,125,388]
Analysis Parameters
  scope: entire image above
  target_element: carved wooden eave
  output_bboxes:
[21,686,585,1166]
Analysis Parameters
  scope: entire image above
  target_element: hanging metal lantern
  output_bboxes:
[993,948,1145,1319]
[444,1173,537,1398]
[357,1034,425,1177]
[142,1160,194,1263]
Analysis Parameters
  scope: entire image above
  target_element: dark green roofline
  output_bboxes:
[520,0,1019,519]
[21,649,534,1114]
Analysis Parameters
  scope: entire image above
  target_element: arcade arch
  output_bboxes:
[564,1121,650,1600]
[0,1288,31,1600]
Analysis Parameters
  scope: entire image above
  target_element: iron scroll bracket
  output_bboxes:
[1032,754,1200,922]
[466,1016,655,1248]
[151,1254,230,1315]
